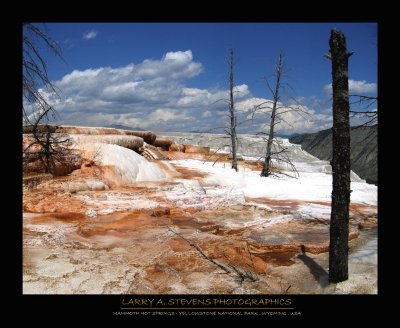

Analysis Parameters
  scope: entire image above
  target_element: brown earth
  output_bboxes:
[23,146,377,294]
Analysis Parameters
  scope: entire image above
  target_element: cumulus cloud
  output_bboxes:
[324,79,377,95]
[151,108,190,122]
[41,50,331,134]
[82,29,98,40]
[236,98,333,135]
[202,110,212,118]
[349,80,377,93]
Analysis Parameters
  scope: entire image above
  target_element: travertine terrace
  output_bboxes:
[23,127,377,294]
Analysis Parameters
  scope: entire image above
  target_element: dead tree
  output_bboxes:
[228,48,238,171]
[327,29,351,283]
[23,23,61,124]
[251,53,309,177]
[198,49,251,170]
[23,124,72,174]
[23,23,72,175]
[260,54,283,176]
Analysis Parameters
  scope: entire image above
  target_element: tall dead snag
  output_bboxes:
[328,29,351,283]
[251,53,305,178]
[228,48,238,171]
[260,53,283,177]
[23,23,74,175]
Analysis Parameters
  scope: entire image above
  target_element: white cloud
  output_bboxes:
[152,108,189,122]
[82,29,98,40]
[236,98,332,135]
[324,79,377,95]
[234,84,250,98]
[349,80,377,94]
[235,97,270,112]
[40,50,331,134]
[202,110,212,118]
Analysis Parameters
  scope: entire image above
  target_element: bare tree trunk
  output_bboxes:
[228,48,238,171]
[261,53,283,177]
[23,24,73,176]
[328,29,351,283]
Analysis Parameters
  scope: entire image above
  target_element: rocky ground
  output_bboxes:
[23,148,377,294]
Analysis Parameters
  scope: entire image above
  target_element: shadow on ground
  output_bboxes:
[298,245,329,288]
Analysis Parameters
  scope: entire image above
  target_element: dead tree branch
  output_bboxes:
[228,48,238,171]
[167,226,231,274]
[167,226,258,284]
[249,53,310,178]
[23,24,74,176]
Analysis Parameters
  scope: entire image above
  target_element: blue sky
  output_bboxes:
[32,22,377,134]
